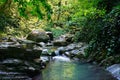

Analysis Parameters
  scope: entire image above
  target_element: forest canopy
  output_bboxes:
[0,0,52,19]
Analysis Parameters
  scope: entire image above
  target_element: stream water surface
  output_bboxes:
[40,59,116,80]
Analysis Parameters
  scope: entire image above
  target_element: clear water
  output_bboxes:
[41,61,116,80]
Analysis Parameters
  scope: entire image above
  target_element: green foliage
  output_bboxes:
[97,0,120,13]
[14,0,52,19]
[86,7,120,63]
[0,13,19,31]
[43,26,66,38]
[69,0,120,66]
[0,0,52,19]
[71,0,105,43]
[51,27,66,38]
[0,0,52,37]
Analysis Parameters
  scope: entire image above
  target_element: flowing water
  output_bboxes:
[39,56,116,80]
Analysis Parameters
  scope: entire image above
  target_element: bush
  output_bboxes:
[0,13,19,31]
[86,8,120,63]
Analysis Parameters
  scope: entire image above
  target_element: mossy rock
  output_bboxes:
[27,30,50,43]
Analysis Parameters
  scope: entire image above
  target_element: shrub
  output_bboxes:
[86,8,120,62]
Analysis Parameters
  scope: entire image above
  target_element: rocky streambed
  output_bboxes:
[0,30,119,80]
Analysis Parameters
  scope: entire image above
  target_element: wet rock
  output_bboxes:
[76,42,84,48]
[65,42,86,51]
[40,56,50,63]
[0,71,32,80]
[46,42,53,46]
[0,43,42,60]
[27,30,50,43]
[46,31,53,41]
[2,59,22,64]
[64,52,70,57]
[38,42,46,47]
[42,49,49,56]
[106,64,120,80]
[53,40,68,46]
[64,34,74,43]
[68,49,84,59]
[0,42,18,48]
[0,59,41,78]
[65,43,76,51]
[53,34,74,46]
[39,56,50,69]
[70,49,80,55]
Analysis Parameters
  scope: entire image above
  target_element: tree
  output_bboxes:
[0,0,52,19]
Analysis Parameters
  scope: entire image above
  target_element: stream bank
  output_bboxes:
[0,30,118,80]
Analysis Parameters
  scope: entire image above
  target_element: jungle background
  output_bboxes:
[0,0,120,67]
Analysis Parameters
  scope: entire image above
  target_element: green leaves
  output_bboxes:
[86,7,120,63]
[13,0,52,20]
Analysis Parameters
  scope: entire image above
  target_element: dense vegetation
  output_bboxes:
[0,0,120,67]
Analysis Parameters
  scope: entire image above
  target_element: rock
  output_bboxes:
[0,59,41,79]
[46,31,53,41]
[40,56,50,69]
[38,42,46,47]
[27,30,50,43]
[64,34,74,43]
[68,49,82,58]
[76,42,84,48]
[40,56,50,63]
[0,42,42,61]
[64,52,70,57]
[65,43,76,51]
[33,46,42,51]
[46,42,53,46]
[0,71,32,80]
[106,64,120,80]
[53,34,74,46]
[0,42,17,48]
[70,49,80,55]
[53,40,68,46]
[42,49,49,56]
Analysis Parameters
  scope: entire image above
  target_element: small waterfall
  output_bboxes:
[52,47,71,62]
[52,56,70,62]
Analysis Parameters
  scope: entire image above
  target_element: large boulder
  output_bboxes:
[0,42,42,61]
[53,34,74,46]
[27,30,50,43]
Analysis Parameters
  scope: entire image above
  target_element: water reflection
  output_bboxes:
[41,61,116,80]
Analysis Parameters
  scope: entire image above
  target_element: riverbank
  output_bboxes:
[0,30,118,80]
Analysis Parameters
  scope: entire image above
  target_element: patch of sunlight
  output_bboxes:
[63,63,75,80]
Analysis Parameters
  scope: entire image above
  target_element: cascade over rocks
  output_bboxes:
[0,33,117,80]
